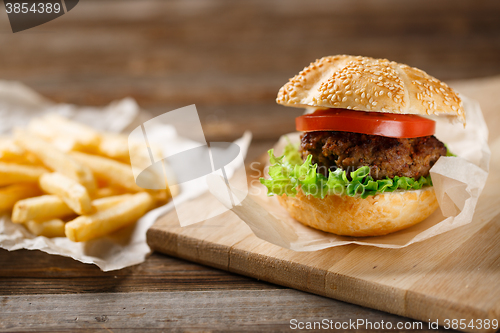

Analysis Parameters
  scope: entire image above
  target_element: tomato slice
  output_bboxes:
[296,109,435,138]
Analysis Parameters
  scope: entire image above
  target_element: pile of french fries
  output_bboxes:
[0,114,172,242]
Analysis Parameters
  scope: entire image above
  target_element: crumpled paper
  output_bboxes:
[209,95,492,250]
[0,81,251,271]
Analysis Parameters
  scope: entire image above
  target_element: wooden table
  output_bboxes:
[1,0,500,331]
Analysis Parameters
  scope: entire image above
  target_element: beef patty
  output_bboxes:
[300,131,446,180]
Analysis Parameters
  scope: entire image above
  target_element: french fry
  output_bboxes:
[14,130,96,193]
[91,194,132,211]
[25,219,65,238]
[27,117,78,152]
[98,133,130,162]
[99,133,164,165]
[17,152,44,165]
[148,189,172,207]
[65,192,153,242]
[0,137,25,160]
[128,140,163,172]
[11,195,74,223]
[70,151,144,192]
[0,138,43,165]
[25,118,55,141]
[13,194,132,224]
[4,114,173,243]
[27,114,101,153]
[45,114,100,149]
[93,186,127,199]
[0,162,48,186]
[39,172,92,215]
[0,184,42,212]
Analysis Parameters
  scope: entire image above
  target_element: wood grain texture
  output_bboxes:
[1,0,500,142]
[450,76,500,143]
[0,290,441,332]
[147,78,500,332]
[0,249,280,295]
[147,194,500,333]
[1,250,449,332]
[1,1,500,331]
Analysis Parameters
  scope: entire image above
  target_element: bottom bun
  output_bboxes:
[277,187,439,237]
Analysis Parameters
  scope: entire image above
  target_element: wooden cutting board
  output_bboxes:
[147,71,500,332]
[147,138,500,333]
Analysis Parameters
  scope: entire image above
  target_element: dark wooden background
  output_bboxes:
[1,0,500,331]
[1,0,500,143]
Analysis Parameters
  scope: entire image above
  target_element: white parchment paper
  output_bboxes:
[0,81,251,271]
[209,95,493,250]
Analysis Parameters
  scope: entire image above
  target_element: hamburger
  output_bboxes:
[260,55,464,237]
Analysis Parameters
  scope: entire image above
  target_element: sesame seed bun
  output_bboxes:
[277,187,439,237]
[277,55,465,124]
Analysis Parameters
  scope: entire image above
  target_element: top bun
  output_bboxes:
[277,55,465,124]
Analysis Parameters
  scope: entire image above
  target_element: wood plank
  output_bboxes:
[1,1,500,330]
[450,76,500,143]
[148,137,500,333]
[1,0,500,142]
[0,249,280,295]
[0,290,448,332]
[406,218,500,323]
[148,201,500,332]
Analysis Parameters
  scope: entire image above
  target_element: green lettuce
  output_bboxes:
[445,144,456,157]
[259,143,433,199]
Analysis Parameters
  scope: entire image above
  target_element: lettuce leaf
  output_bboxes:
[445,144,457,157]
[259,143,433,199]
